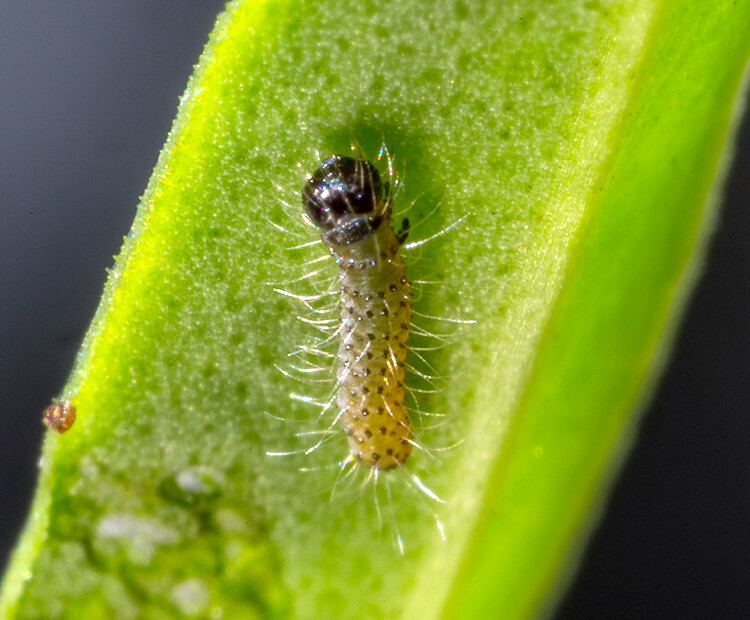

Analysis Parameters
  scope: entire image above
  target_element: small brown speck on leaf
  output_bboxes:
[42,401,76,434]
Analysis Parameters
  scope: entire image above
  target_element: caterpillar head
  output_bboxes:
[302,155,387,246]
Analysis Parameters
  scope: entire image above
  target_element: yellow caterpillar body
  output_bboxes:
[302,155,413,470]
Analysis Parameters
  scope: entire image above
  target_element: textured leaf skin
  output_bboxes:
[2,0,749,618]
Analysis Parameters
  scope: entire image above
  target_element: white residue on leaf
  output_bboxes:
[169,578,210,617]
[95,513,180,564]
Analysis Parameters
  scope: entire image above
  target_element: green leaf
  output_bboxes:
[3,0,749,618]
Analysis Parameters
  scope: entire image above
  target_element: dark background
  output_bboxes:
[1,3,748,618]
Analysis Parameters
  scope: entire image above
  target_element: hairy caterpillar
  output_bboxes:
[267,148,470,552]
[300,155,414,471]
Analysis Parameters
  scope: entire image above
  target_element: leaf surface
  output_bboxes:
[3,0,749,618]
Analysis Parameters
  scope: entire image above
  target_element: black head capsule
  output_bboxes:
[302,155,386,246]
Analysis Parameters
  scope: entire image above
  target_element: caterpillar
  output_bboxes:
[267,149,471,551]
[301,154,414,471]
